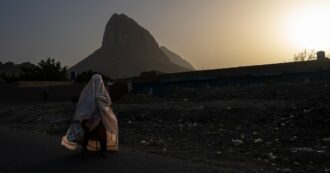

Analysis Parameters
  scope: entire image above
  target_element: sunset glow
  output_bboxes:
[286,4,330,51]
[1,0,330,69]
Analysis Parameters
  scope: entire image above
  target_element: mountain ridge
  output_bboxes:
[160,46,195,70]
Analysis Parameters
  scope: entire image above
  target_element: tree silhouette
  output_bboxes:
[20,58,68,81]
[293,49,316,62]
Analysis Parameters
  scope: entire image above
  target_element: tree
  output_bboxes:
[307,49,316,60]
[293,49,316,62]
[36,58,67,80]
[20,58,68,81]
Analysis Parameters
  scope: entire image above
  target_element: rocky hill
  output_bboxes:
[70,14,194,79]
[160,46,194,70]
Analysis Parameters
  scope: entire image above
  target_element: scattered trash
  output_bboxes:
[323,138,330,142]
[290,147,325,153]
[293,161,301,166]
[140,140,147,144]
[280,168,292,172]
[254,138,263,143]
[232,139,243,146]
[268,152,276,159]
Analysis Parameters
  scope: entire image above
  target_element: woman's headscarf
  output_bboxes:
[73,74,117,133]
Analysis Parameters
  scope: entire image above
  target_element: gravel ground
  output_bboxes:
[0,81,329,172]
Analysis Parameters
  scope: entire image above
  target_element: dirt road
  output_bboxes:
[0,127,225,173]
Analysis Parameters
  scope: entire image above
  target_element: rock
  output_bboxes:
[70,13,192,79]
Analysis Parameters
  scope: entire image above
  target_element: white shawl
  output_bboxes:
[62,74,118,151]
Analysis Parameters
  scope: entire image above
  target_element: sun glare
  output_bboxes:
[286,5,330,51]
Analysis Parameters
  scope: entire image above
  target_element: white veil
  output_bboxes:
[73,74,117,133]
[62,74,118,151]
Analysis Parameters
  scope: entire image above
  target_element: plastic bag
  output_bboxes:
[67,120,85,144]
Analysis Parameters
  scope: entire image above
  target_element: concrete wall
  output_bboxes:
[132,69,330,96]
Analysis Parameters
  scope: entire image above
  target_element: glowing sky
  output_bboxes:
[0,0,330,70]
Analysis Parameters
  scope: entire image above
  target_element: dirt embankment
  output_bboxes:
[0,82,329,172]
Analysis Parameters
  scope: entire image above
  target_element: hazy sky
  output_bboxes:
[1,0,330,70]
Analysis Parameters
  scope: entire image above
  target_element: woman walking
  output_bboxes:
[61,74,118,156]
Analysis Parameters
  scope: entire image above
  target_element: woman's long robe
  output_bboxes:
[61,74,118,152]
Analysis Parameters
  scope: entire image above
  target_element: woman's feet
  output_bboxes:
[100,139,109,157]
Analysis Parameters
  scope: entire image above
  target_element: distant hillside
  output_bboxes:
[160,46,195,70]
[70,13,194,79]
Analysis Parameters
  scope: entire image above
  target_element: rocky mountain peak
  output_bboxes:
[102,13,159,50]
[70,13,193,79]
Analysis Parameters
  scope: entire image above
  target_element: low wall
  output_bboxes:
[132,69,330,96]
[0,84,85,103]
[0,82,130,103]
[5,81,73,88]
